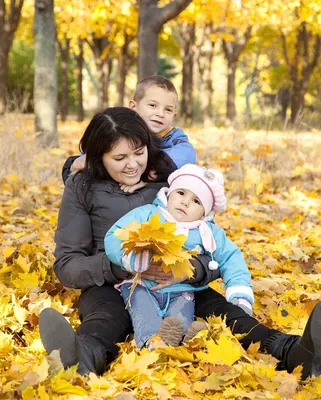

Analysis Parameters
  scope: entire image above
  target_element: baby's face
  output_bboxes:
[129,85,177,135]
[167,189,205,222]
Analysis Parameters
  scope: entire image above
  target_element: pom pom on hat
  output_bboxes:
[167,164,227,216]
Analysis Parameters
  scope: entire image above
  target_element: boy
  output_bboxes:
[62,76,196,183]
[128,75,196,169]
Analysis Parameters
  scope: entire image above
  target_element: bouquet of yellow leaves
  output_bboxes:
[115,214,197,279]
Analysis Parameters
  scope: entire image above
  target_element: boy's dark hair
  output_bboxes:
[133,75,178,103]
[79,107,174,184]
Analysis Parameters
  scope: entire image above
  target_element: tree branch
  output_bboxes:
[159,0,192,26]
[0,1,5,30]
[308,35,321,73]
[7,0,24,33]
[281,31,290,68]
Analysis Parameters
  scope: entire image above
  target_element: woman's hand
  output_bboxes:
[140,261,187,290]
[140,261,172,282]
[150,277,185,291]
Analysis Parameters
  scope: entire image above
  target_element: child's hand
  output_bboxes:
[71,154,86,172]
[119,180,147,193]
[148,170,157,181]
[118,169,157,193]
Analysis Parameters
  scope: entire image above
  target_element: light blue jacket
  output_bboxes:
[104,197,254,305]
[157,127,196,168]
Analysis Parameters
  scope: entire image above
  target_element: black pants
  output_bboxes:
[76,285,276,365]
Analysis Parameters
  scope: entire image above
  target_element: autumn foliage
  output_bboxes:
[0,117,321,398]
[116,214,197,279]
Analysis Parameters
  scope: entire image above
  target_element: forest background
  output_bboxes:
[1,0,321,398]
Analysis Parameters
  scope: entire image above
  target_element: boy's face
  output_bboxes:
[129,85,177,134]
[167,189,205,222]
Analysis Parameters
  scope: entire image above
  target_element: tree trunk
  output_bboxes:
[197,24,215,124]
[0,45,9,115]
[101,56,113,108]
[138,0,192,81]
[226,60,237,121]
[34,0,58,148]
[290,82,307,124]
[179,22,195,124]
[138,8,159,80]
[0,0,24,114]
[75,39,84,122]
[278,86,291,121]
[57,38,70,122]
[222,26,252,122]
[89,37,112,109]
[116,34,130,106]
[281,24,321,124]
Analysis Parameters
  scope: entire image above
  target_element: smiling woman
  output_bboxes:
[78,107,170,184]
[102,140,148,186]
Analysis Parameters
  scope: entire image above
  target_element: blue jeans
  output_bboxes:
[120,283,195,348]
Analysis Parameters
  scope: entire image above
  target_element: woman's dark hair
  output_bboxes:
[79,107,174,184]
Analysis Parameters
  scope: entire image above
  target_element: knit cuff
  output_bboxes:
[226,286,254,305]
[131,250,153,272]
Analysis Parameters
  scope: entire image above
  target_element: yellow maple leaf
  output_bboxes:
[37,386,49,400]
[50,369,87,395]
[21,387,35,400]
[14,254,32,273]
[12,271,40,293]
[12,294,28,326]
[196,335,242,366]
[2,246,16,258]
[115,214,197,278]
[112,349,159,382]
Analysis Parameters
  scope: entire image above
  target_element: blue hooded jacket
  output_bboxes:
[156,127,196,168]
[104,196,253,305]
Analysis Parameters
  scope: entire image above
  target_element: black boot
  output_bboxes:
[39,308,106,375]
[39,308,79,368]
[260,302,321,380]
[77,334,107,375]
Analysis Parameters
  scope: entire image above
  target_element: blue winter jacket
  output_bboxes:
[156,127,196,168]
[104,197,254,305]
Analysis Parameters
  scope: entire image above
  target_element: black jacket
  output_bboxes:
[54,173,218,290]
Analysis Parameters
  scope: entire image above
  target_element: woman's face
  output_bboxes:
[102,138,148,185]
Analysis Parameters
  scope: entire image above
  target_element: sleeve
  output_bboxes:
[211,226,254,305]
[62,156,80,184]
[185,254,220,286]
[53,176,125,289]
[163,129,196,168]
[104,206,154,273]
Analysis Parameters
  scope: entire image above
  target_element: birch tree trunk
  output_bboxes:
[34,0,58,148]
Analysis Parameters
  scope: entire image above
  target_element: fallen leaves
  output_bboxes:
[116,213,197,278]
[0,123,321,398]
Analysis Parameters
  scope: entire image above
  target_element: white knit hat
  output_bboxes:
[167,164,227,216]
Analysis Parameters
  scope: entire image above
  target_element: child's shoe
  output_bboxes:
[183,320,208,343]
[155,316,184,347]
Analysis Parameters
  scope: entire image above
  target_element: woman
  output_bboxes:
[40,107,321,380]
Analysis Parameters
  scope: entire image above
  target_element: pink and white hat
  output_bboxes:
[167,164,227,216]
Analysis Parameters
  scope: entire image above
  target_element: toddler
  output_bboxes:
[104,164,254,348]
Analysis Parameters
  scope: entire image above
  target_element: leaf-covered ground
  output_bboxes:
[1,116,321,399]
